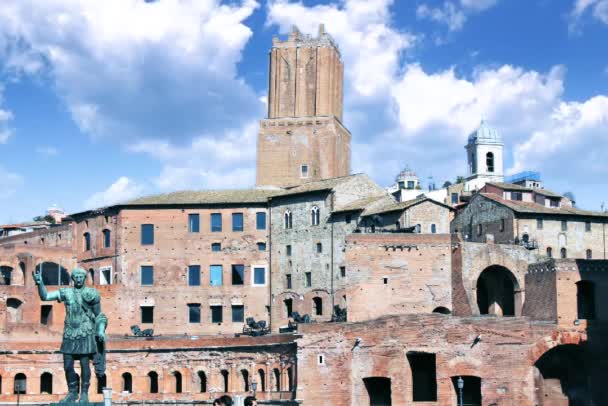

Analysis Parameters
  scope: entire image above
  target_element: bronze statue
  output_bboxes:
[34,267,107,403]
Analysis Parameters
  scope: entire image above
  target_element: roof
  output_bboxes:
[487,182,563,198]
[125,189,281,205]
[480,193,608,218]
[332,196,389,214]
[362,197,453,217]
[467,120,503,145]
[0,221,50,229]
[271,174,366,198]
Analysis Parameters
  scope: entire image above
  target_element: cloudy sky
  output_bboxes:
[0,0,607,223]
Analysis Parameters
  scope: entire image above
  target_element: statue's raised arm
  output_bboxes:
[33,269,60,301]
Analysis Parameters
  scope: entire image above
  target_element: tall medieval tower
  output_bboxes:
[256,25,351,188]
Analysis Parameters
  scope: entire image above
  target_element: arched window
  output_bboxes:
[576,281,595,320]
[284,298,293,318]
[546,247,553,258]
[40,372,53,394]
[560,248,567,259]
[0,266,12,285]
[173,371,182,393]
[311,206,320,226]
[102,229,111,248]
[284,210,293,229]
[431,224,437,234]
[287,367,294,391]
[258,369,266,392]
[486,152,494,173]
[313,297,323,316]
[433,306,451,315]
[197,371,207,393]
[148,371,158,393]
[7,298,23,323]
[241,369,249,392]
[273,368,281,392]
[19,262,26,285]
[89,268,95,285]
[586,249,592,260]
[83,232,91,251]
[38,262,70,286]
[122,372,132,393]
[14,373,26,394]
[221,370,229,393]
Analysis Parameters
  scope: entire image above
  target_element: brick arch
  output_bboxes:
[303,290,331,319]
[445,356,483,377]
[529,331,587,365]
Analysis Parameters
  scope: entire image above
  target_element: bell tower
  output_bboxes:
[256,25,351,188]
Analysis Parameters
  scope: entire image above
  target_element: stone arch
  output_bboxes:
[40,371,53,394]
[476,265,521,316]
[220,369,229,393]
[18,261,26,285]
[36,262,69,286]
[14,372,27,394]
[196,370,207,393]
[172,370,183,393]
[240,369,249,392]
[147,371,159,393]
[303,289,331,318]
[121,372,133,393]
[257,368,266,392]
[433,306,451,315]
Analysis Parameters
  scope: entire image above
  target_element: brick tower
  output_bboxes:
[256,25,351,188]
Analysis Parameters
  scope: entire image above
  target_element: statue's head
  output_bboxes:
[71,267,87,287]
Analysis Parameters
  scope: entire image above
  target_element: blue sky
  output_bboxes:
[0,0,607,224]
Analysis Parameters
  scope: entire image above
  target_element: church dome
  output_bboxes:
[468,120,503,144]
[395,165,418,183]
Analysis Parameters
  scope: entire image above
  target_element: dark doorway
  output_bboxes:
[40,372,53,394]
[451,376,481,406]
[476,266,518,316]
[364,377,392,406]
[407,353,437,401]
[576,281,595,320]
[148,371,158,393]
[198,371,207,393]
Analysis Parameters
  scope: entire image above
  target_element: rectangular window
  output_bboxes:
[211,242,221,252]
[407,180,415,189]
[286,245,292,256]
[550,199,559,207]
[232,305,244,323]
[231,264,245,285]
[256,212,266,230]
[210,305,223,323]
[100,266,112,285]
[257,242,267,251]
[511,192,523,201]
[286,274,292,289]
[188,214,200,233]
[210,265,223,286]
[253,267,266,285]
[316,242,323,253]
[141,306,154,324]
[103,229,111,248]
[188,265,201,286]
[407,353,437,402]
[585,221,591,232]
[211,213,222,232]
[537,218,543,230]
[232,213,244,232]
[301,164,309,178]
[345,214,352,224]
[305,272,312,287]
[340,266,346,278]
[451,193,459,205]
[561,220,568,231]
[188,304,201,323]
[41,305,53,325]
[141,224,154,245]
[141,266,154,286]
[499,219,505,232]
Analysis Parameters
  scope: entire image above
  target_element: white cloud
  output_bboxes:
[0,0,262,142]
[570,0,608,30]
[0,166,23,199]
[416,0,498,32]
[36,146,60,156]
[0,84,13,144]
[84,176,145,209]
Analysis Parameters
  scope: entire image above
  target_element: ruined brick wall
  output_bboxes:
[256,117,351,188]
[0,335,297,404]
[523,263,558,321]
[344,234,452,322]
[295,314,574,406]
[0,224,73,249]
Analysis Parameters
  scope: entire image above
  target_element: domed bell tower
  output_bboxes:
[465,120,504,190]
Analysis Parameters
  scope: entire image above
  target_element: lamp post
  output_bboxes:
[457,376,464,406]
[251,378,258,397]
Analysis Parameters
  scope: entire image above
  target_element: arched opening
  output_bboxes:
[363,377,392,406]
[273,368,281,392]
[83,232,91,251]
[241,369,249,392]
[546,247,553,258]
[197,371,207,393]
[534,344,593,405]
[451,376,481,406]
[1,266,13,285]
[432,306,451,315]
[576,281,595,320]
[14,373,26,394]
[102,229,111,248]
[476,266,519,316]
[486,152,494,173]
[40,372,53,394]
[258,369,265,392]
[284,210,292,229]
[18,262,26,285]
[311,206,320,226]
[96,375,106,394]
[37,262,69,286]
[121,372,132,393]
[284,298,293,318]
[7,298,23,323]
[221,370,229,393]
[173,371,182,393]
[88,268,95,285]
[148,371,158,393]
[287,367,294,391]
[313,297,323,316]
[561,248,567,259]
